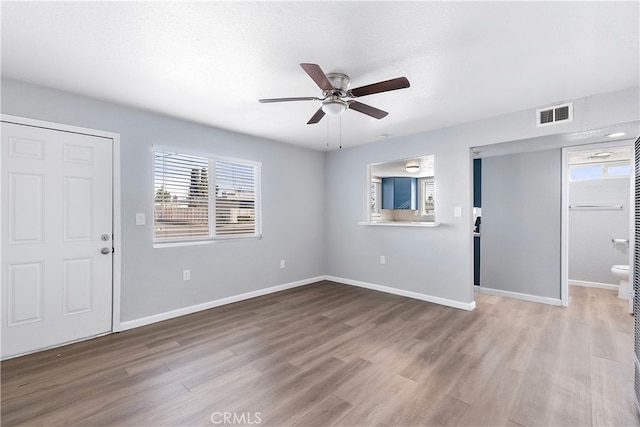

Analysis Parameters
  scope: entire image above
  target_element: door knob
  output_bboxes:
[101,247,111,255]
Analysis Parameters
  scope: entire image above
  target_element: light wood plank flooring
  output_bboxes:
[2,282,638,426]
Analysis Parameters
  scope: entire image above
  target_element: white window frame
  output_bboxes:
[153,146,262,247]
[370,178,382,218]
[420,177,435,217]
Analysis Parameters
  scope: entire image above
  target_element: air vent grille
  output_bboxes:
[540,109,554,124]
[555,105,570,121]
[536,102,573,127]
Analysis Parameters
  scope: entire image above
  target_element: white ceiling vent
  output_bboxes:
[536,102,573,127]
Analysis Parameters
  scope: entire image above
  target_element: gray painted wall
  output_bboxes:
[325,132,475,304]
[324,88,638,307]
[569,177,630,284]
[2,77,638,322]
[480,149,562,299]
[1,78,326,322]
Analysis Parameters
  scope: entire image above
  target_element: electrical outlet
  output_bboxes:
[183,270,190,281]
[380,255,386,265]
[280,259,285,269]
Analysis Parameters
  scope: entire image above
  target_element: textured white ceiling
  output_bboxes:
[1,1,638,151]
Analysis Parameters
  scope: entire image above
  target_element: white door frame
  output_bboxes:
[0,114,122,332]
[560,139,635,307]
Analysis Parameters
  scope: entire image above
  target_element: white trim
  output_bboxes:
[152,144,262,168]
[326,276,476,311]
[358,221,441,227]
[568,279,618,290]
[120,275,477,331]
[153,235,262,249]
[119,276,324,331]
[0,114,123,333]
[561,139,635,308]
[478,286,562,306]
[112,133,122,332]
[561,146,569,307]
[628,143,635,315]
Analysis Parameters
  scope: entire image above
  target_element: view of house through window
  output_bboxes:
[154,148,261,242]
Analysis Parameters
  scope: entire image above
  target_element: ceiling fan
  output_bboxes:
[259,63,410,124]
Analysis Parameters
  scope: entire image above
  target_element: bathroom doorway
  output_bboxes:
[561,141,634,309]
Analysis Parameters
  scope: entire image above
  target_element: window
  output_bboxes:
[570,161,631,181]
[608,164,632,177]
[154,148,261,243]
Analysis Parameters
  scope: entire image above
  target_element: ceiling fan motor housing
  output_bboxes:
[324,73,350,97]
[320,73,350,115]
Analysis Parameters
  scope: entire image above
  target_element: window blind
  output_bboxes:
[154,149,260,242]
[154,151,210,241]
[214,161,257,237]
[424,179,435,201]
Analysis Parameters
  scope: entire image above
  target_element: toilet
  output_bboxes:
[611,264,630,299]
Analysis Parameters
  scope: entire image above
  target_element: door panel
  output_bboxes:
[63,258,93,315]
[1,122,113,358]
[64,176,93,240]
[8,173,44,243]
[8,262,43,325]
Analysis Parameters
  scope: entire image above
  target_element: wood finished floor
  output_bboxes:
[1,282,638,427]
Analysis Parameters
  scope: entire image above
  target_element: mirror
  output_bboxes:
[368,155,435,223]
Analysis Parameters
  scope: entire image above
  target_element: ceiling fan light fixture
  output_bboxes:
[588,152,613,159]
[321,98,348,115]
[606,132,626,138]
[405,162,420,173]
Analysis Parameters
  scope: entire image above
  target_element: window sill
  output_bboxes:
[358,221,441,227]
[153,235,262,248]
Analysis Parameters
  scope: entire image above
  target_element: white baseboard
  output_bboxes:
[478,286,562,306]
[325,276,476,311]
[117,276,324,331]
[568,279,618,290]
[119,275,478,332]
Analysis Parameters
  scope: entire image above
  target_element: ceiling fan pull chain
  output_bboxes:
[339,115,342,150]
[326,116,329,148]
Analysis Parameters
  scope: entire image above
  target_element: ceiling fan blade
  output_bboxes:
[307,108,325,124]
[348,101,389,119]
[300,63,334,91]
[349,77,410,98]
[259,97,320,103]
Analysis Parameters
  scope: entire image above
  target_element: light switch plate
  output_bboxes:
[454,206,463,218]
[136,213,145,225]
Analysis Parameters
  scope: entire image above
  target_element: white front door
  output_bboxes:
[1,122,113,358]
